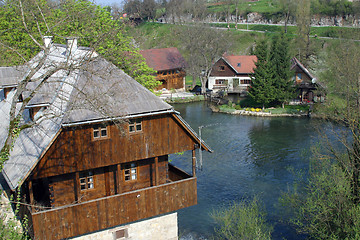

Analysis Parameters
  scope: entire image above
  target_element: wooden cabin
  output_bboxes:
[208,54,257,94]
[0,39,211,240]
[290,57,322,103]
[140,47,187,91]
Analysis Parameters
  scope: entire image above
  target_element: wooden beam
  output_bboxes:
[74,172,79,203]
[155,157,159,186]
[117,164,122,194]
[104,167,110,196]
[192,150,196,177]
[28,180,34,212]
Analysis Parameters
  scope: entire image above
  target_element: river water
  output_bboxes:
[170,102,322,240]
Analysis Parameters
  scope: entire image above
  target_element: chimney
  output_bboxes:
[66,37,78,54]
[43,36,53,48]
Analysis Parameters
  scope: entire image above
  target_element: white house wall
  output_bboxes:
[208,76,251,92]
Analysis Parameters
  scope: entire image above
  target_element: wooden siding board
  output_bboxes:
[31,178,196,239]
[33,114,200,179]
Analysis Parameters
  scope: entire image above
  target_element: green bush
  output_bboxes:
[212,197,273,240]
[280,151,360,239]
[235,105,242,110]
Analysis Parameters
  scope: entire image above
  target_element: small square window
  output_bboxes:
[124,163,137,181]
[219,65,225,71]
[129,119,142,133]
[93,124,108,140]
[79,171,94,191]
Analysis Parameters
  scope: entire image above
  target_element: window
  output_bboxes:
[215,79,227,85]
[79,171,94,190]
[124,163,137,181]
[240,79,251,85]
[129,119,142,133]
[114,228,128,239]
[93,124,108,140]
[237,63,241,67]
[219,65,225,71]
[297,73,302,81]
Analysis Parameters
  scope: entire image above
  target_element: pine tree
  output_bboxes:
[248,39,276,110]
[269,34,294,108]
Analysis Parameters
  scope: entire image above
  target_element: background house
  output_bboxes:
[140,47,187,91]
[291,57,322,103]
[208,54,257,94]
[0,38,211,240]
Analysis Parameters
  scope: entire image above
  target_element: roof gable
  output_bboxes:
[140,47,187,71]
[291,57,316,81]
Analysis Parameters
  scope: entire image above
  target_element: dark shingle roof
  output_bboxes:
[0,66,28,87]
[140,47,187,71]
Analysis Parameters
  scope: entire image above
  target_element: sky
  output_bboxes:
[94,0,124,7]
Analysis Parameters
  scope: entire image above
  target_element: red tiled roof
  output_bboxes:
[140,47,187,71]
[223,54,257,74]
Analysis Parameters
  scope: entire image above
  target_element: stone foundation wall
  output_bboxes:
[71,212,178,240]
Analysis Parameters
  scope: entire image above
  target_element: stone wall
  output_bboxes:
[159,12,360,27]
[71,212,178,240]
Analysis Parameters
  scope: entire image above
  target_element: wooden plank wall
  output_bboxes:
[31,178,197,240]
[33,114,195,179]
[44,156,168,207]
[210,58,235,77]
[155,70,185,90]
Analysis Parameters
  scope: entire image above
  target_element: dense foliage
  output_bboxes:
[0,0,159,90]
[212,197,273,240]
[282,40,360,239]
[249,34,293,109]
[248,39,275,110]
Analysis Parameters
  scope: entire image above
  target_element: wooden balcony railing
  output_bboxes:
[30,176,197,240]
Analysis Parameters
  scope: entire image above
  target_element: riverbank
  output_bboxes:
[210,104,310,117]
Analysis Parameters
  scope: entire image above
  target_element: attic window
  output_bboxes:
[129,119,142,133]
[93,124,108,140]
[79,171,94,190]
[124,163,137,181]
[219,65,225,71]
[237,63,241,67]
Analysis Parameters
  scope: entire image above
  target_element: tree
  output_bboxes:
[277,0,296,33]
[0,0,159,90]
[179,24,232,94]
[142,0,156,21]
[281,40,360,239]
[295,0,312,66]
[269,33,293,108]
[248,39,276,110]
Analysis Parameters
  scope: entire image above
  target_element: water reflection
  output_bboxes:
[171,102,318,240]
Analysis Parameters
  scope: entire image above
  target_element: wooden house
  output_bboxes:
[208,54,257,94]
[0,38,211,239]
[290,57,321,103]
[140,47,187,91]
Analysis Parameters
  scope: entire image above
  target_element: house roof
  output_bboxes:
[0,65,28,88]
[222,54,257,74]
[140,47,187,72]
[0,43,210,191]
[290,57,316,82]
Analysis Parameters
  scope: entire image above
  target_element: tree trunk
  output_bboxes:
[192,74,197,88]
